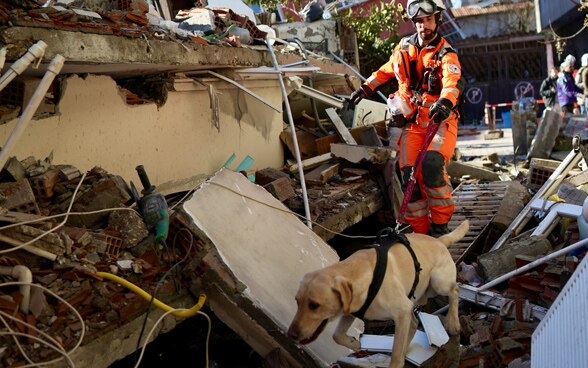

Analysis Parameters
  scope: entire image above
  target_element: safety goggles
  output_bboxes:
[407,0,437,19]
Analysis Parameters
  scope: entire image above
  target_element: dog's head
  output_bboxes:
[287,270,353,345]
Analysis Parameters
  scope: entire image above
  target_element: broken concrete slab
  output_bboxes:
[330,143,393,165]
[527,110,561,160]
[181,168,360,367]
[490,181,529,231]
[446,160,501,182]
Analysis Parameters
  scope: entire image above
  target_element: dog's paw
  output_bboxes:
[333,334,360,351]
[445,318,461,336]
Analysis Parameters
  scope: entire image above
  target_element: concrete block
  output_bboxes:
[330,143,393,165]
[527,110,561,159]
[478,236,552,281]
[492,181,529,229]
[2,157,26,181]
[0,179,40,214]
[255,167,290,186]
[177,8,216,33]
[263,177,295,202]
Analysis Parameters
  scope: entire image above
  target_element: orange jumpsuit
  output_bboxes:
[364,33,462,234]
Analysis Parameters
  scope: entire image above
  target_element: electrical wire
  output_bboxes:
[124,227,198,364]
[0,281,85,367]
[133,308,212,368]
[0,172,88,254]
[206,181,410,239]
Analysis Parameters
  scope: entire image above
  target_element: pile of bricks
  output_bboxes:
[460,312,536,367]
[0,155,200,366]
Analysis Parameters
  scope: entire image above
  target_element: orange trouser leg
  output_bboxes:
[399,118,458,233]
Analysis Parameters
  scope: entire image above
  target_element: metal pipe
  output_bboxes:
[0,54,65,171]
[265,37,312,228]
[281,60,309,68]
[490,149,581,251]
[328,51,388,103]
[192,70,281,113]
[286,38,329,136]
[0,41,47,93]
[0,233,58,261]
[0,265,32,314]
[479,237,588,291]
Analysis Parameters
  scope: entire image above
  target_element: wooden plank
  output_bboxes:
[305,163,340,185]
[287,153,333,174]
[326,108,357,145]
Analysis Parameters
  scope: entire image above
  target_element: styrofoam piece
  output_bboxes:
[418,312,449,348]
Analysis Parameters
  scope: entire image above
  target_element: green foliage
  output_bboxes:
[343,1,404,77]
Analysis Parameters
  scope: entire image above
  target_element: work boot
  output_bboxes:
[429,222,450,238]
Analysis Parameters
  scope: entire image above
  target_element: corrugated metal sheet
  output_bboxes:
[452,2,533,18]
[531,254,588,367]
[536,0,575,30]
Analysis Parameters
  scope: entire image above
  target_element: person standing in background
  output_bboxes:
[577,54,588,115]
[557,54,583,114]
[540,67,559,112]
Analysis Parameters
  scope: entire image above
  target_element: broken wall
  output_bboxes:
[0,74,285,194]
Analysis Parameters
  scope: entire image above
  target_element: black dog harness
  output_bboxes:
[352,229,422,320]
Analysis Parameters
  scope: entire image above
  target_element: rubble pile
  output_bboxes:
[0,155,193,367]
[0,0,268,47]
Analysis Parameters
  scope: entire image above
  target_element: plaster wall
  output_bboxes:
[0,74,285,193]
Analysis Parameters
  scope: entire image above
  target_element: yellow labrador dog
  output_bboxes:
[288,220,469,368]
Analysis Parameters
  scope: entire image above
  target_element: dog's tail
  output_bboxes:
[438,220,469,248]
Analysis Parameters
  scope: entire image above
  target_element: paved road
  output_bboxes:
[456,125,515,157]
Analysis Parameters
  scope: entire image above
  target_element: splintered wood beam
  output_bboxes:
[325,108,357,145]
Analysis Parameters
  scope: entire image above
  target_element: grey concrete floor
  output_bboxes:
[456,125,516,158]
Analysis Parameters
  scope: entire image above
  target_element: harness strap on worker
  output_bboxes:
[397,117,442,226]
[352,229,422,320]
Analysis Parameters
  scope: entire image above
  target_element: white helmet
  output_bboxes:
[406,0,445,20]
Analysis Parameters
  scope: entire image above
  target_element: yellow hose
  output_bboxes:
[302,110,329,123]
[97,271,206,318]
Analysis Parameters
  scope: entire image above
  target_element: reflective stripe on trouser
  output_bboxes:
[399,116,458,233]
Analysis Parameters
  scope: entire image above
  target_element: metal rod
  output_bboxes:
[281,60,309,68]
[199,70,281,113]
[490,149,582,251]
[0,54,65,171]
[265,37,312,228]
[328,51,388,103]
[286,37,329,136]
[479,237,588,291]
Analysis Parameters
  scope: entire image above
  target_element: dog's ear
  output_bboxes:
[333,276,353,314]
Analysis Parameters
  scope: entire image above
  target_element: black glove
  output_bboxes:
[349,85,374,106]
[428,97,453,123]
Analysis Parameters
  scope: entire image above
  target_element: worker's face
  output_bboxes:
[413,14,437,41]
[549,69,558,78]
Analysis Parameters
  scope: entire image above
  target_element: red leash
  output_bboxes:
[397,118,442,227]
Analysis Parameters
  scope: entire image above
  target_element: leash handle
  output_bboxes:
[397,117,442,223]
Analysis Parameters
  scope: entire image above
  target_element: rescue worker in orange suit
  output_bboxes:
[349,0,462,237]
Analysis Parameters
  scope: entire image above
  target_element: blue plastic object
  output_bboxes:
[501,111,511,128]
